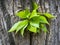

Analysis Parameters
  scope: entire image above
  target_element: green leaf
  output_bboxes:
[37,28,40,33]
[8,21,21,32]
[30,10,38,19]
[27,25,37,33]
[43,13,56,18]
[40,24,48,33]
[16,20,28,33]
[30,16,40,28]
[39,16,49,25]
[20,23,28,36]
[16,9,30,18]
[32,2,38,10]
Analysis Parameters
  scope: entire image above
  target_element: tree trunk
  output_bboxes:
[0,0,60,45]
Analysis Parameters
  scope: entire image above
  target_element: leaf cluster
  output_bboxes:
[8,2,56,36]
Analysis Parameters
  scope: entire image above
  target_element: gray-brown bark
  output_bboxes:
[0,0,60,45]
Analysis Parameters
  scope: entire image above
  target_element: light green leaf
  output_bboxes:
[30,22,39,28]
[16,20,28,33]
[30,10,38,19]
[30,16,40,28]
[16,9,30,18]
[43,13,56,18]
[39,16,49,25]
[8,21,21,32]
[37,28,40,33]
[27,25,37,33]
[20,23,28,36]
[32,2,38,10]
[40,24,48,33]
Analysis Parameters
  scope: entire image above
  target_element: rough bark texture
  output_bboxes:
[0,0,60,45]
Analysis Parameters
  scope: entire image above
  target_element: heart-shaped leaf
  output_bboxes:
[16,9,30,18]
[39,16,49,25]
[30,16,40,28]
[27,25,37,33]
